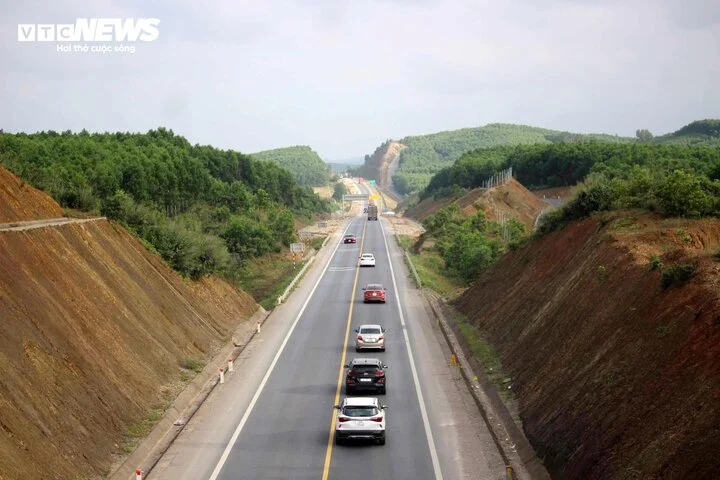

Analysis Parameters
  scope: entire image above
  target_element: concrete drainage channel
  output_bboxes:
[395,233,550,480]
[111,233,333,480]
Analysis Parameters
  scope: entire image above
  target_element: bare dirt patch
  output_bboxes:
[0,167,259,479]
[455,212,720,479]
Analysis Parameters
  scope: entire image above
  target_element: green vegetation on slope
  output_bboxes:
[415,139,720,283]
[0,128,329,286]
[392,123,632,194]
[423,142,720,199]
[650,119,720,146]
[251,145,329,186]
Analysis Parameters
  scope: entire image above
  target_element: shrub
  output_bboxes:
[661,263,696,289]
[649,254,663,270]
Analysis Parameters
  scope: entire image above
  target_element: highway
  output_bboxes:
[149,184,505,479]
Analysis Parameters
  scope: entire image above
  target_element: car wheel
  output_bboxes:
[379,387,386,395]
[378,433,386,445]
[347,386,354,395]
[335,436,344,446]
[380,348,385,352]
[355,347,361,352]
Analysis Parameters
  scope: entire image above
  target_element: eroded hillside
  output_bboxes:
[406,178,548,231]
[456,212,720,479]
[0,167,259,479]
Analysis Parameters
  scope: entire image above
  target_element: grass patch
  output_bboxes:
[180,357,204,373]
[308,236,326,250]
[661,263,696,289]
[120,407,166,455]
[396,234,415,250]
[410,249,466,299]
[450,310,513,402]
[236,252,306,310]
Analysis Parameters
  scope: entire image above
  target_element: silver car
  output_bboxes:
[355,324,386,352]
[334,396,387,445]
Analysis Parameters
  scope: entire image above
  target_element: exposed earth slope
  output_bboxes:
[455,212,720,479]
[0,167,259,479]
[405,178,548,231]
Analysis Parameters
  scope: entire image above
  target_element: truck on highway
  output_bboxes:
[367,203,378,221]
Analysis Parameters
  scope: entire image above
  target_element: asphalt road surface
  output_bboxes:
[150,185,505,480]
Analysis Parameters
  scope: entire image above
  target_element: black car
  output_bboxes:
[345,358,388,395]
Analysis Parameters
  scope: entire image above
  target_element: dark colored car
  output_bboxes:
[343,234,357,244]
[345,358,388,395]
[363,283,386,303]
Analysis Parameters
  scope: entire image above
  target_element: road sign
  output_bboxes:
[317,222,327,228]
[342,194,369,201]
[290,243,305,253]
[369,180,376,186]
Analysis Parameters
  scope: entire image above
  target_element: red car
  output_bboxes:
[363,284,386,303]
[343,234,357,244]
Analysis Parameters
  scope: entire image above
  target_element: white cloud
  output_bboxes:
[1,0,718,158]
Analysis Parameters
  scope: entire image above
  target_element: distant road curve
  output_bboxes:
[0,217,106,232]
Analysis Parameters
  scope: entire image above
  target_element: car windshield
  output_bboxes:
[345,235,354,238]
[361,254,373,259]
[360,327,382,334]
[343,406,378,417]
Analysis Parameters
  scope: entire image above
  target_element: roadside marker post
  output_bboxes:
[135,469,143,480]
[219,368,225,385]
[227,357,234,372]
[506,466,513,479]
[450,354,457,366]
[257,321,261,334]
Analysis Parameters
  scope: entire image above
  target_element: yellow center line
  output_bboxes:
[321,217,368,480]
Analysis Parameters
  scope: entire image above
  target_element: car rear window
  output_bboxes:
[343,407,378,417]
[351,364,380,371]
[367,285,382,290]
[360,327,382,334]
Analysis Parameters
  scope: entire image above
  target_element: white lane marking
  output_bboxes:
[380,218,444,480]
[208,219,356,480]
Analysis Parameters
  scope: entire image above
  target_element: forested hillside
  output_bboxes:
[391,123,632,194]
[251,145,329,186]
[650,119,720,145]
[0,128,329,283]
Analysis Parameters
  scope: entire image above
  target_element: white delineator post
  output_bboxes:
[227,357,234,372]
[219,368,225,384]
[135,469,143,480]
[257,321,261,334]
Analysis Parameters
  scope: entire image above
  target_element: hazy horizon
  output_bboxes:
[2,0,718,159]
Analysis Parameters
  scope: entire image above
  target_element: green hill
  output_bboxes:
[251,145,329,186]
[388,123,633,194]
[651,119,720,146]
[0,128,329,281]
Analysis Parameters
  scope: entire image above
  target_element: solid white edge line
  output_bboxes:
[380,217,444,480]
[207,218,356,480]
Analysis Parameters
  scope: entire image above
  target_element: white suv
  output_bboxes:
[334,397,387,445]
[359,253,376,267]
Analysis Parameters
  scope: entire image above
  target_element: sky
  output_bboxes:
[2,0,719,160]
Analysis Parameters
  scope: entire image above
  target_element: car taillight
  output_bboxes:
[371,416,383,422]
[375,370,384,376]
[346,378,355,384]
[377,377,385,384]
[378,336,384,341]
[357,335,363,341]
[338,416,351,423]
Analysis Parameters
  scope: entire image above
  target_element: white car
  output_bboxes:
[355,324,386,352]
[334,396,387,445]
[359,253,376,267]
